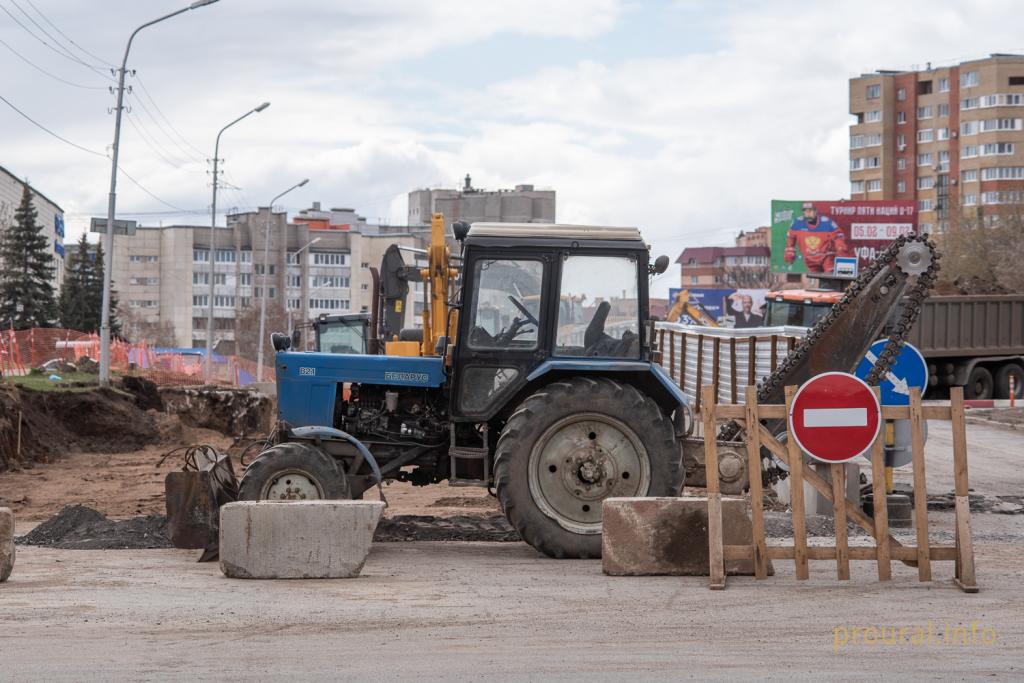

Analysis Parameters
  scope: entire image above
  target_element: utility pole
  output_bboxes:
[99,0,221,387]
[204,102,270,382]
[256,178,309,382]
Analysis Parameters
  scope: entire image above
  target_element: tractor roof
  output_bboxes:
[464,223,645,250]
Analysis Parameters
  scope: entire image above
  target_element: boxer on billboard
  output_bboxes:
[783,202,853,274]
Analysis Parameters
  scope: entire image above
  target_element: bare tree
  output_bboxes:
[118,307,179,346]
[941,201,1024,293]
[234,303,291,362]
[721,264,784,290]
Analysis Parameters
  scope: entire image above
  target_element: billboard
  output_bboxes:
[770,200,917,275]
[667,288,769,328]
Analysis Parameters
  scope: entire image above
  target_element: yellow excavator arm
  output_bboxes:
[666,289,719,327]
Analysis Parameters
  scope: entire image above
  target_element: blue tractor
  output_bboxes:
[243,216,686,558]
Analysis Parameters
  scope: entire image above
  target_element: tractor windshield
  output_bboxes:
[555,254,640,358]
[316,320,366,354]
[467,259,544,350]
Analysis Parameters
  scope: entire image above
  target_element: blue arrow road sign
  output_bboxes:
[855,340,928,406]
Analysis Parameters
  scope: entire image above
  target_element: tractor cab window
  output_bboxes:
[555,254,640,358]
[468,259,544,351]
[316,320,366,354]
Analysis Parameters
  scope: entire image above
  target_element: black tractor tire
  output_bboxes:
[238,442,350,501]
[965,365,994,401]
[494,377,682,559]
[994,363,1024,400]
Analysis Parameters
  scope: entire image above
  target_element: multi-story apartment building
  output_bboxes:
[0,164,66,288]
[676,245,771,288]
[408,175,555,226]
[849,53,1024,234]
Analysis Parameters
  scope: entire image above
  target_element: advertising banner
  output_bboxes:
[770,200,917,275]
[667,288,769,328]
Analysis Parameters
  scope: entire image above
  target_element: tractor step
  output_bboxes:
[449,446,490,487]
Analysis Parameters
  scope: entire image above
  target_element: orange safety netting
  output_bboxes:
[0,327,274,387]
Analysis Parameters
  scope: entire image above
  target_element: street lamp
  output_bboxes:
[256,179,310,381]
[98,0,221,387]
[203,101,270,382]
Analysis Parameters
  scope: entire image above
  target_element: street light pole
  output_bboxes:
[204,101,270,382]
[99,0,220,387]
[256,178,309,382]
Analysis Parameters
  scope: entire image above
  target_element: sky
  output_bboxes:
[1,0,1022,296]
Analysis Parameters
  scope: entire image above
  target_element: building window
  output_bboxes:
[193,317,206,330]
[1011,76,1024,86]
[982,166,1024,180]
[937,127,949,141]
[867,84,881,99]
[850,157,863,171]
[129,276,159,286]
[192,294,209,306]
[963,194,978,206]
[917,129,933,143]
[917,176,934,190]
[896,87,906,101]
[981,117,1023,131]
[240,296,251,307]
[865,133,881,147]
[939,77,950,92]
[866,156,881,169]
[917,105,933,119]
[286,251,300,265]
[213,273,227,286]
[193,272,209,285]
[961,97,979,110]
[919,223,933,234]
[897,158,906,170]
[960,71,978,88]
[213,295,235,307]
[981,142,1014,156]
[938,103,949,117]
[919,199,934,211]
[851,180,865,194]
[918,80,933,95]
[240,250,252,263]
[896,180,906,193]
[960,120,978,135]
[961,169,978,182]
[239,273,252,286]
[962,145,978,158]
[917,153,933,166]
[938,150,950,170]
[312,252,348,266]
[287,298,301,310]
[866,110,882,122]
[254,264,276,275]
[867,179,882,192]
[215,249,236,263]
[309,298,350,310]
[129,255,158,264]
[850,134,864,149]
[897,111,906,124]
[310,275,350,288]
[193,249,209,263]
[287,274,301,287]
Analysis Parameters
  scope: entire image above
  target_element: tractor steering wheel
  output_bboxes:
[507,295,539,327]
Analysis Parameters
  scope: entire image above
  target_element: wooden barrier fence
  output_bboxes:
[701,384,977,592]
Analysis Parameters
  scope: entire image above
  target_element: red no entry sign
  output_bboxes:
[789,372,881,463]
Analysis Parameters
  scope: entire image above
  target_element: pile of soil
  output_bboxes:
[934,276,1012,296]
[159,387,273,436]
[375,514,521,542]
[120,376,163,411]
[16,505,171,549]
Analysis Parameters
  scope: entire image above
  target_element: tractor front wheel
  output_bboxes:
[238,442,350,502]
[494,377,682,559]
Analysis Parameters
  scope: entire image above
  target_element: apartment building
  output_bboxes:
[0,164,66,288]
[676,245,771,287]
[408,174,555,226]
[849,53,1024,234]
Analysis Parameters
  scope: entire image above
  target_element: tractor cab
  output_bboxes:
[312,313,370,355]
[764,289,841,327]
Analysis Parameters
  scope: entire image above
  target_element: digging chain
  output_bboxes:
[716,234,940,485]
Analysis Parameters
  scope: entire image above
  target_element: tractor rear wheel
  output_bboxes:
[238,442,350,501]
[494,377,682,559]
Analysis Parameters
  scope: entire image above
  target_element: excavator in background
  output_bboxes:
[665,289,720,326]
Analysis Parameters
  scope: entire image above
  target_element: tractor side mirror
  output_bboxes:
[452,220,471,242]
[650,255,670,275]
[271,332,292,352]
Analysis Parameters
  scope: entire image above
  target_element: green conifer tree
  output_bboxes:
[0,183,57,329]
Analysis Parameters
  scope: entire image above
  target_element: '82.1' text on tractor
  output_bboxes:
[244,215,685,558]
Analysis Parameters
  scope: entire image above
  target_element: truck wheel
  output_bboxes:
[238,442,350,501]
[494,377,682,559]
[994,363,1024,400]
[965,366,994,401]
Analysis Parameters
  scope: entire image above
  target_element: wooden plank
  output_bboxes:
[831,463,850,580]
[784,385,809,580]
[712,337,721,404]
[744,386,768,579]
[702,386,725,589]
[770,335,778,371]
[668,330,677,385]
[950,386,970,498]
[883,405,953,420]
[729,337,737,404]
[765,545,957,562]
[953,495,979,592]
[723,544,754,561]
[747,336,757,388]
[909,388,931,581]
[870,387,892,581]
[715,404,786,419]
[680,333,687,392]
[658,328,665,355]
[694,335,705,413]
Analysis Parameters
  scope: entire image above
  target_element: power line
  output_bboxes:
[124,111,191,170]
[0,0,112,80]
[128,83,207,165]
[9,0,107,70]
[24,0,115,68]
[133,74,208,160]
[0,35,108,89]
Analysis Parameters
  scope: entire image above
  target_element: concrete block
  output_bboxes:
[602,497,770,576]
[220,501,384,579]
[0,507,14,583]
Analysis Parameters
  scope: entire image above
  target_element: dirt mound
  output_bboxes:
[374,514,521,542]
[120,376,163,411]
[159,387,272,436]
[935,276,1012,296]
[16,505,171,549]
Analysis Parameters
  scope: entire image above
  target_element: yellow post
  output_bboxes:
[420,212,451,356]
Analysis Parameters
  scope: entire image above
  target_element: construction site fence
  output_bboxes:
[654,322,807,410]
[0,327,274,388]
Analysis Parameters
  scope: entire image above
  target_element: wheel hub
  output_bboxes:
[529,414,651,534]
[263,470,323,501]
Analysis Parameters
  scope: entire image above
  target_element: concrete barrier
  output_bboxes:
[602,497,768,576]
[220,500,384,579]
[1,507,14,583]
